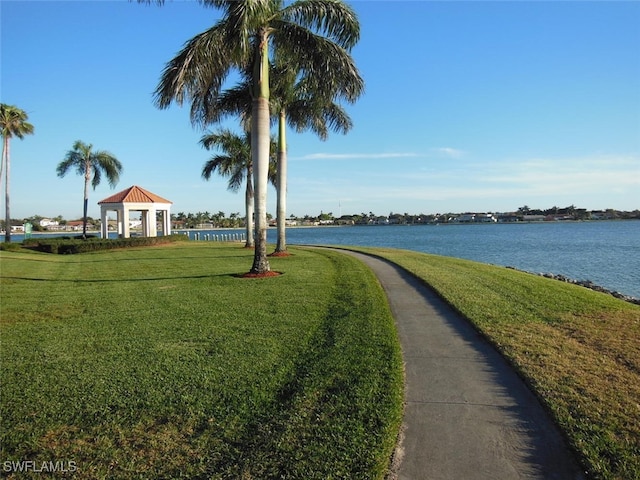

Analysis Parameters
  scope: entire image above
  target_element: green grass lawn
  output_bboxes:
[0,243,403,479]
[351,246,640,480]
[2,242,639,479]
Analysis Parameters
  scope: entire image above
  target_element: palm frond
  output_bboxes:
[56,140,122,189]
[0,104,34,139]
[200,129,251,192]
[287,99,352,140]
[154,24,237,111]
[196,82,253,127]
[55,155,81,178]
[281,0,360,50]
[91,166,102,190]
[273,23,363,103]
[96,152,123,188]
[227,166,246,192]
[202,155,231,179]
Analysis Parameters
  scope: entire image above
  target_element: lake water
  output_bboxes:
[9,221,639,298]
[253,221,638,298]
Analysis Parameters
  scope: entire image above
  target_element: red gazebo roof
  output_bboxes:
[98,185,172,205]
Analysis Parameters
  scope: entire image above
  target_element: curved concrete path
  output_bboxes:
[335,249,585,480]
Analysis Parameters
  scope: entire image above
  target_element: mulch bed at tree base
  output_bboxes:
[268,251,293,257]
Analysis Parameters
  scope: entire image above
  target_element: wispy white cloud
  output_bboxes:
[479,154,640,191]
[293,152,421,161]
[293,148,468,161]
[430,147,465,159]
[288,152,640,214]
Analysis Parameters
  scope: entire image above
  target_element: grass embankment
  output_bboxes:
[0,244,403,479]
[353,246,640,480]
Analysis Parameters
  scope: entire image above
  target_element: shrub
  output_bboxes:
[0,242,22,252]
[23,234,188,254]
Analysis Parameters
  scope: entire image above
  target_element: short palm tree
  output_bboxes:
[56,140,123,238]
[270,59,362,255]
[0,104,34,242]
[148,0,360,275]
[201,129,277,248]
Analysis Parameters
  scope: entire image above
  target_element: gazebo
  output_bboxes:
[98,185,172,239]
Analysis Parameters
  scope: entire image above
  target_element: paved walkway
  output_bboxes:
[336,249,585,480]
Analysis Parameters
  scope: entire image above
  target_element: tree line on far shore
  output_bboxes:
[3,205,638,233]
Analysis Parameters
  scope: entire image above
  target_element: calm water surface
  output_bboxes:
[269,221,639,298]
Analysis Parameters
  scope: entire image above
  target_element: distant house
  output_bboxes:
[388,214,405,224]
[590,210,613,220]
[38,218,68,230]
[475,213,497,223]
[66,220,85,231]
[454,214,475,223]
[522,215,545,222]
[336,215,355,225]
[39,218,59,228]
[452,213,498,223]
[545,214,573,221]
[497,213,519,223]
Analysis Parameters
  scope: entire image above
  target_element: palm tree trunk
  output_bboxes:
[249,30,271,274]
[1,137,7,238]
[245,166,255,248]
[250,96,271,273]
[0,136,7,190]
[275,109,287,253]
[4,138,10,242]
[82,168,90,239]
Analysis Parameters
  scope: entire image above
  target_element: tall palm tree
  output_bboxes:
[201,128,278,248]
[0,104,34,242]
[149,0,360,274]
[56,140,123,238]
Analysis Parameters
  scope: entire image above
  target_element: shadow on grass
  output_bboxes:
[0,254,252,264]
[1,273,245,283]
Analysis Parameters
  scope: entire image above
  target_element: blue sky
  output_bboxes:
[1,0,639,220]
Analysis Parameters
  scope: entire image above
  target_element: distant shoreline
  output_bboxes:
[4,218,638,238]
